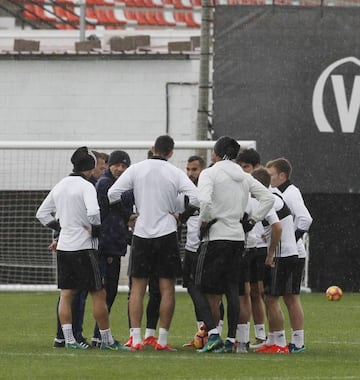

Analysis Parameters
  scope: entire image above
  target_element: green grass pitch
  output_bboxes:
[0,291,359,380]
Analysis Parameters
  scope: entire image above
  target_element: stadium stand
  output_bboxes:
[0,0,202,29]
[1,0,359,31]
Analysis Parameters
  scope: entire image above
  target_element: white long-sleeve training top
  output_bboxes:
[197,160,275,241]
[263,195,298,258]
[272,184,313,258]
[108,158,199,239]
[36,176,100,251]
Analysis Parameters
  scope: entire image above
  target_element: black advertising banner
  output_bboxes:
[213,5,360,194]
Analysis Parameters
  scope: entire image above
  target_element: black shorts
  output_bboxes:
[130,232,182,279]
[195,240,244,295]
[57,249,103,291]
[291,257,305,294]
[263,255,298,297]
[249,247,267,284]
[98,255,121,287]
[239,248,252,295]
[182,249,198,288]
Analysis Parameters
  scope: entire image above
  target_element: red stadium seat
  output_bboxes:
[184,11,200,27]
[158,10,176,26]
[144,10,159,25]
[95,8,126,25]
[173,11,186,23]
[146,0,164,7]
[53,0,79,23]
[123,0,139,6]
[55,19,77,29]
[172,0,193,9]
[124,9,144,24]
[86,0,107,5]
[191,0,202,6]
[114,7,137,25]
[134,0,149,6]
[23,1,56,23]
[33,4,57,22]
[23,5,37,21]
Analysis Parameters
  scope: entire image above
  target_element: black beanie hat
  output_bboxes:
[71,146,96,172]
[214,136,240,160]
[108,150,131,168]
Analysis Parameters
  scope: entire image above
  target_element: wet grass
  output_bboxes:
[0,291,359,380]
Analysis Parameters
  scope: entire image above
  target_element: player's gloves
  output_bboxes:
[179,195,200,224]
[241,213,256,234]
[91,224,101,238]
[295,228,307,241]
[199,219,217,240]
[111,200,132,224]
[46,219,61,233]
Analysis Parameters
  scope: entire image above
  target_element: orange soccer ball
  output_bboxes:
[325,286,343,301]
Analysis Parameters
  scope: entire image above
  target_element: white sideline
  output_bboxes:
[0,285,312,293]
[0,284,188,292]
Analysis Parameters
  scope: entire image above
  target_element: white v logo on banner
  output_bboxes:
[312,57,360,133]
[331,75,360,133]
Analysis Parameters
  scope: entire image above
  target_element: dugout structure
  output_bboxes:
[212,1,360,291]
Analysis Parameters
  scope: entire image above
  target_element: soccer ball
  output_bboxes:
[326,286,343,301]
[193,329,208,349]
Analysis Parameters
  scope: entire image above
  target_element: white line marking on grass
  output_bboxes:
[0,351,359,368]
[311,340,360,345]
[269,378,359,380]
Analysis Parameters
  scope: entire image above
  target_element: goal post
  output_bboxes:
[0,140,257,291]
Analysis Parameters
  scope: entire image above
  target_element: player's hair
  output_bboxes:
[266,157,292,179]
[154,135,174,157]
[91,150,109,163]
[187,155,205,168]
[236,148,261,166]
[252,167,271,188]
[147,149,154,159]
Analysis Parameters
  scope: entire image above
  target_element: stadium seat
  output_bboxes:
[191,0,202,7]
[114,7,138,26]
[34,5,57,22]
[174,11,200,27]
[23,5,37,21]
[172,0,193,9]
[134,0,150,6]
[106,8,127,25]
[149,10,175,26]
[55,22,77,29]
[123,0,140,6]
[83,6,98,21]
[93,8,119,24]
[184,11,200,27]
[162,10,177,26]
[124,9,145,24]
[53,0,79,23]
[173,11,186,23]
[23,2,57,23]
[148,0,165,8]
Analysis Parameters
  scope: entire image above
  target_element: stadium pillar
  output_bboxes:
[196,0,213,142]
[79,0,86,42]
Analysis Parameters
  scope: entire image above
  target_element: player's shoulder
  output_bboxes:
[283,183,302,199]
[273,194,285,211]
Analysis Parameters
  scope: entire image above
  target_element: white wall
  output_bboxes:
[0,58,199,141]
[0,56,201,189]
